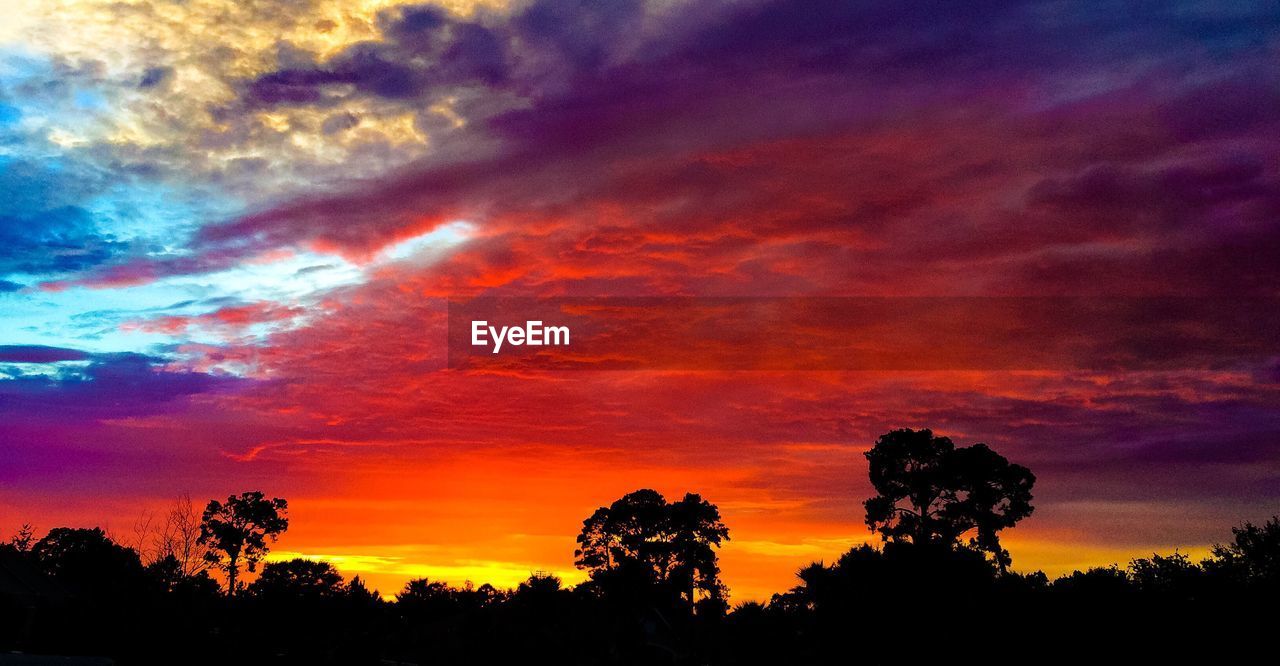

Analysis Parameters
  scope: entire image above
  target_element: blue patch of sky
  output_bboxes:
[0,49,260,361]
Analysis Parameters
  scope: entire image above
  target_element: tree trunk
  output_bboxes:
[227,550,240,596]
[914,496,929,545]
[689,572,696,613]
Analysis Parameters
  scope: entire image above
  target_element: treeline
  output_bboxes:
[1,429,1276,664]
[3,517,1277,664]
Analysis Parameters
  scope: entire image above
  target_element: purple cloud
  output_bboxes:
[0,345,91,363]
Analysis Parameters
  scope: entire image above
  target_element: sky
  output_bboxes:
[1,0,1278,601]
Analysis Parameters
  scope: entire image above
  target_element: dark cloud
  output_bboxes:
[441,22,508,85]
[242,6,509,107]
[383,4,447,36]
[139,66,171,89]
[0,345,90,363]
[246,68,358,105]
[1025,156,1278,233]
[0,351,243,422]
[514,0,645,70]
[0,206,124,274]
[320,111,361,134]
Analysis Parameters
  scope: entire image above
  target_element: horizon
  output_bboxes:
[0,469,1254,604]
[0,441,1249,603]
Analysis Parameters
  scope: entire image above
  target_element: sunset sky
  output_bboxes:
[1,0,1278,601]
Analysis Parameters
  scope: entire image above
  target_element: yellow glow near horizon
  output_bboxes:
[266,549,587,600]
[250,537,1218,604]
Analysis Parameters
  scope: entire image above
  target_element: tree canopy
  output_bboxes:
[32,527,146,599]
[248,558,346,601]
[575,489,729,608]
[1208,516,1280,587]
[863,428,1034,569]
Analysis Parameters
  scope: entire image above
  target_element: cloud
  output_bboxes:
[240,4,510,108]
[0,344,90,363]
[1025,157,1276,233]
[0,205,125,275]
[90,0,1254,294]
[0,349,244,427]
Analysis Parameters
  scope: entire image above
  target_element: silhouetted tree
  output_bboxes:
[670,493,731,608]
[460,581,506,609]
[32,527,147,599]
[1208,516,1280,588]
[944,442,1035,571]
[515,571,564,600]
[145,553,186,591]
[1128,552,1205,599]
[763,540,998,663]
[248,558,345,600]
[126,509,160,563]
[8,523,35,552]
[575,489,729,608]
[15,528,154,657]
[346,575,382,607]
[145,553,221,597]
[198,491,288,595]
[864,428,1034,570]
[1051,565,1132,597]
[396,577,460,618]
[156,495,211,577]
[9,499,1280,664]
[864,429,957,546]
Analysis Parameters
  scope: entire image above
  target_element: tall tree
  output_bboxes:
[668,493,730,606]
[198,491,288,595]
[864,429,1034,570]
[575,489,729,608]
